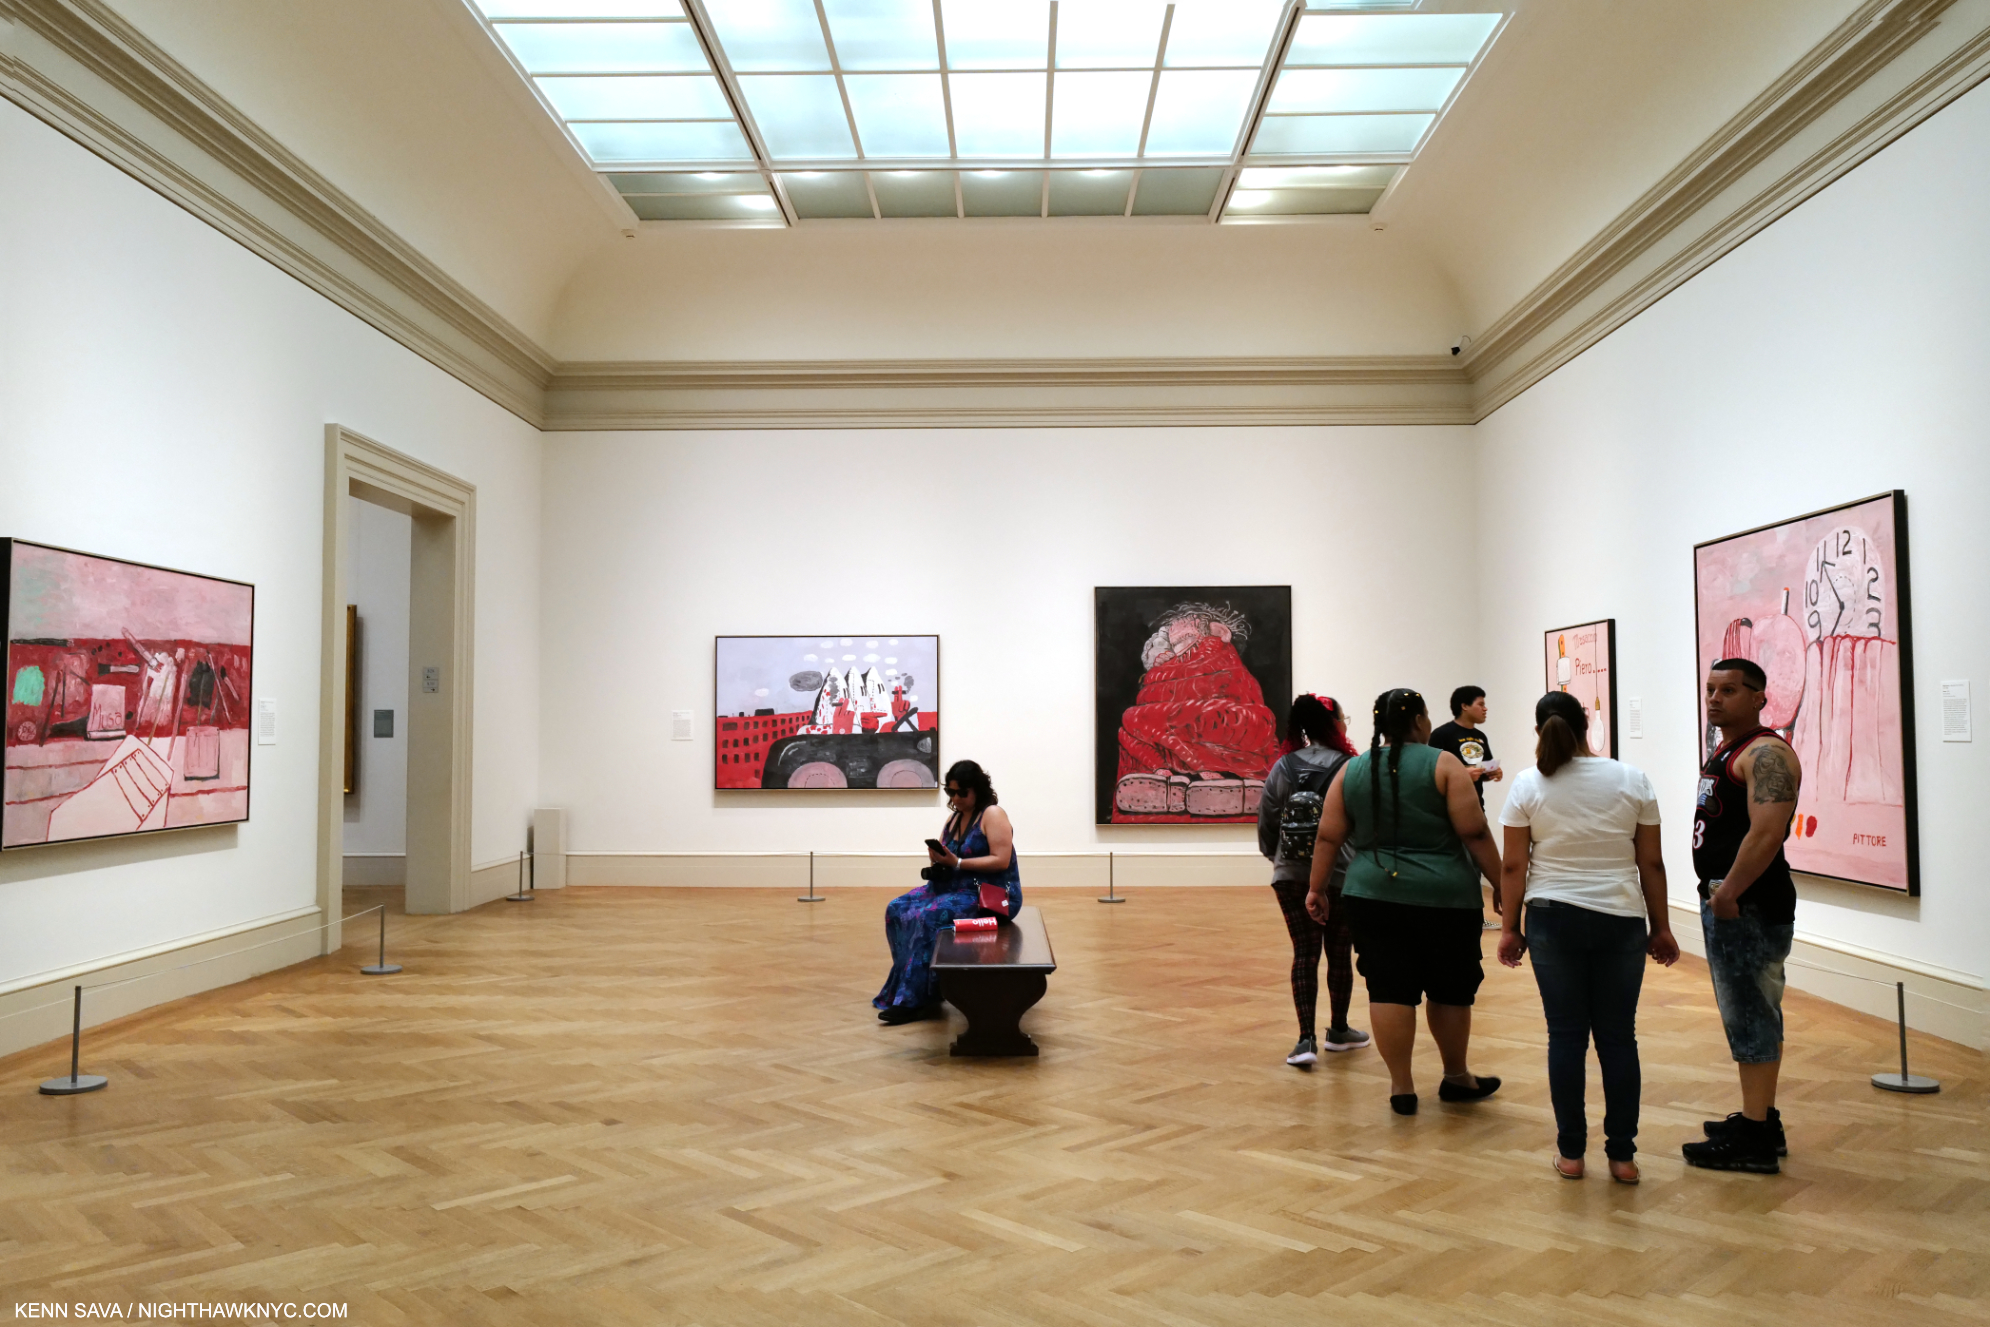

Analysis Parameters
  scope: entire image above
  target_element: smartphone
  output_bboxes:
[924,838,947,854]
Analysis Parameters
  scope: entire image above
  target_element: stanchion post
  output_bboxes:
[40,985,108,1096]
[1872,980,1940,1094]
[505,847,534,902]
[361,905,402,976]
[798,849,824,903]
[1098,850,1124,903]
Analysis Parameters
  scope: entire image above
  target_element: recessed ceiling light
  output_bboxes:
[1228,190,1273,208]
[695,172,726,180]
[738,195,779,211]
[891,170,921,177]
[792,171,826,179]
[975,170,1009,178]
[1084,169,1117,177]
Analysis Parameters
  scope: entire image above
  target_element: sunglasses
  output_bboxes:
[944,786,967,797]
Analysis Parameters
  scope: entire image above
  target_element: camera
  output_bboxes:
[919,863,949,882]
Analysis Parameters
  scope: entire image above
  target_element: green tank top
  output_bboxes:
[1340,744,1482,909]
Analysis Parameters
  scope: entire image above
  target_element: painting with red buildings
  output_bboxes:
[3,540,254,849]
[1694,492,1919,893]
[1094,587,1291,825]
[714,635,939,790]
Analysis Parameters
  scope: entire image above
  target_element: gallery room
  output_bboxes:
[0,0,1984,1321]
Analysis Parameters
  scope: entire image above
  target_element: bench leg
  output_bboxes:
[939,970,1047,1057]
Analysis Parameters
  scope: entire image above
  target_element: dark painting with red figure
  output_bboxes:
[4,540,254,849]
[1095,587,1291,825]
[715,635,938,790]
[1694,493,1918,893]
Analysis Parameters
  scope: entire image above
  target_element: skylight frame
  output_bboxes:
[463,1,1507,227]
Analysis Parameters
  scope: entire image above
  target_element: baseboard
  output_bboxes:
[565,851,1270,891]
[0,905,324,1060]
[469,858,528,907]
[1669,900,1984,1051]
[341,853,405,887]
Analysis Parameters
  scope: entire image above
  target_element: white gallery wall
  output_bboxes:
[0,98,543,993]
[1473,82,1989,1027]
[539,426,1480,879]
[341,497,411,872]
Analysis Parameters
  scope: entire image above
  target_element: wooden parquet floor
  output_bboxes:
[0,885,1982,1326]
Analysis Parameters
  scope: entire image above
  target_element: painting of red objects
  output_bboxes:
[4,540,254,849]
[1694,491,1918,893]
[1095,587,1290,825]
[715,635,938,790]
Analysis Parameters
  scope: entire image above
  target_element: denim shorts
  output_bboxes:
[1699,896,1794,1064]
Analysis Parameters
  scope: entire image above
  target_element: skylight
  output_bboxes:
[470,2,1503,224]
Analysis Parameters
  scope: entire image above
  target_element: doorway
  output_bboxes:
[318,426,476,950]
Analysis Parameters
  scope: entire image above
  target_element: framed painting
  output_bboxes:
[1693,491,1917,893]
[3,540,255,849]
[715,635,939,790]
[1545,618,1617,758]
[1095,586,1291,825]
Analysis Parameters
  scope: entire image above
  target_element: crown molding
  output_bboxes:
[1461,0,1990,419]
[2,0,1986,431]
[542,356,1474,430]
[0,0,554,424]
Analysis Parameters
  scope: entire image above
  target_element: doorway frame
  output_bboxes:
[318,425,477,950]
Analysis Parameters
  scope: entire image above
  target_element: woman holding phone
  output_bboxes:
[873,760,1022,1025]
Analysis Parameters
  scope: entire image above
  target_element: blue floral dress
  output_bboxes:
[874,813,1024,1013]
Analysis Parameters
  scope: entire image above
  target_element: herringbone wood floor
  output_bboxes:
[0,885,1981,1325]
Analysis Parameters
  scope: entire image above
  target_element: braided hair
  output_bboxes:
[1366,688,1430,878]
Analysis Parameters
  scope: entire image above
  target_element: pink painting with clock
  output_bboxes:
[1693,492,1918,893]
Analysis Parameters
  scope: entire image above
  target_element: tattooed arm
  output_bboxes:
[1711,737,1803,919]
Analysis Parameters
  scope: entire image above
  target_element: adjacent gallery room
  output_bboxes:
[0,1,1984,1323]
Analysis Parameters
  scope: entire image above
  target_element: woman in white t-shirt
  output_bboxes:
[1496,691,1679,1184]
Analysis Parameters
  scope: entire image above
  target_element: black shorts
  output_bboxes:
[1343,894,1485,1007]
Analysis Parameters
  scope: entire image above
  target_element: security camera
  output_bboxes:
[1450,334,1472,357]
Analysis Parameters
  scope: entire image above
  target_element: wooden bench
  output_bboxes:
[931,905,1056,1057]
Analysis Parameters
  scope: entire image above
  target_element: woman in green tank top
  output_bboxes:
[1304,689,1505,1115]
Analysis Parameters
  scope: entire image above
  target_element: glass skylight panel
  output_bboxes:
[948,73,1046,156]
[960,169,1043,216]
[704,0,832,71]
[843,75,952,157]
[782,171,875,217]
[1268,66,1461,114]
[871,170,958,217]
[1049,70,1150,158]
[939,0,1050,70]
[611,171,765,194]
[1130,166,1222,215]
[1251,112,1431,156]
[1047,169,1131,216]
[1161,1,1286,66]
[822,0,939,70]
[1285,13,1499,67]
[481,0,684,17]
[494,21,709,73]
[536,74,732,120]
[1238,164,1397,189]
[572,120,754,160]
[1052,1,1167,69]
[1142,69,1258,156]
[737,74,857,157]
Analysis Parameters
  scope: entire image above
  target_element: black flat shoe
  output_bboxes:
[1438,1075,1501,1103]
[877,1004,939,1026]
[1390,1093,1418,1116]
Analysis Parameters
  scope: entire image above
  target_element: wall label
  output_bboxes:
[1941,680,1970,742]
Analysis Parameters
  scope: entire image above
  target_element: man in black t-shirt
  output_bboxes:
[1429,686,1501,808]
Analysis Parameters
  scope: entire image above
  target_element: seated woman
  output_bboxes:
[874,760,1022,1025]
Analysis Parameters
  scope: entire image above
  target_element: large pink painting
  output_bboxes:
[3,540,255,848]
[1694,493,1917,893]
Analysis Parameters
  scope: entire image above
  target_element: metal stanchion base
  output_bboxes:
[504,892,535,902]
[1872,1072,1940,1094]
[1096,896,1125,904]
[361,963,403,975]
[796,895,825,903]
[40,1075,107,1096]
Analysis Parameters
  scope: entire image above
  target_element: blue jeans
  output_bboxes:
[1526,900,1647,1162]
[1699,897,1793,1064]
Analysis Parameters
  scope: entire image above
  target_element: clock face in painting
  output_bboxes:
[1803,525,1885,642]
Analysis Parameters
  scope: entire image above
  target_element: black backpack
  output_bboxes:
[1277,753,1349,863]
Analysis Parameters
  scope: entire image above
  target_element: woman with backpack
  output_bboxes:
[1495,692,1679,1183]
[1257,694,1370,1067]
[1305,688,1505,1115]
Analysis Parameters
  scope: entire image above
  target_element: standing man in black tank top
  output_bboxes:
[1682,658,1801,1174]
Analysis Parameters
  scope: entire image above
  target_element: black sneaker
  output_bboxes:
[1682,1126,1780,1174]
[1285,1035,1318,1067]
[1702,1109,1788,1156]
[1323,1026,1370,1052]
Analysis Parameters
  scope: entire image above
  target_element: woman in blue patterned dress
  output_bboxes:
[874,760,1023,1024]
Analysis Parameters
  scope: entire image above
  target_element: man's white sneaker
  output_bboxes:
[1286,1035,1318,1067]
[1323,1026,1371,1052]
